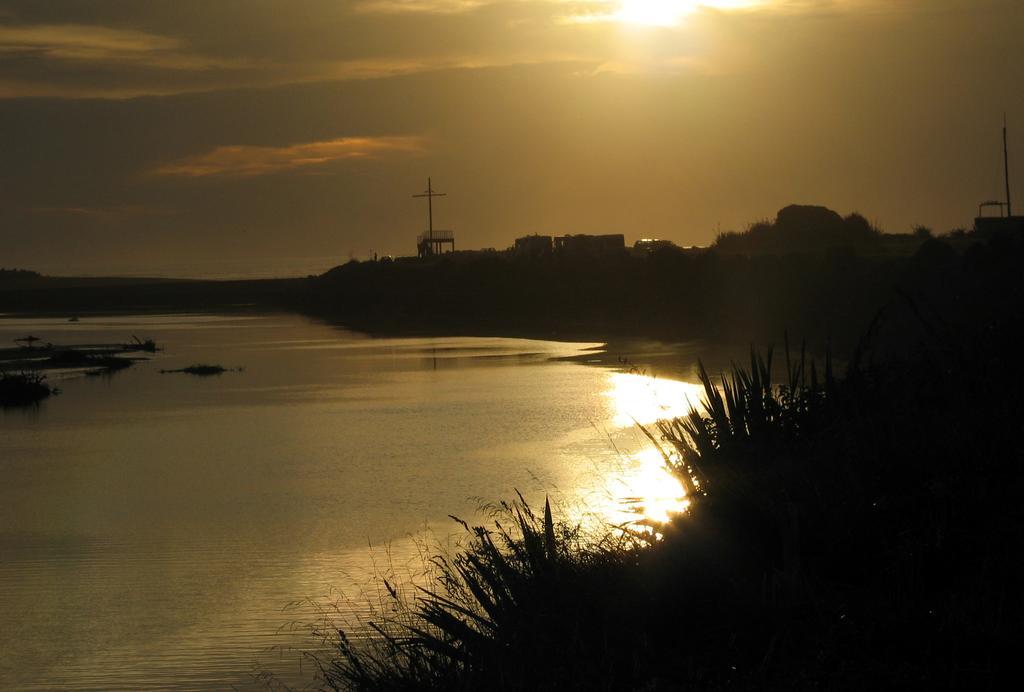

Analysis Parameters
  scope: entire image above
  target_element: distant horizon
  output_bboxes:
[3,201,988,280]
[10,254,345,281]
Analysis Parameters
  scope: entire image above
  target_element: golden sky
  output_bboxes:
[1,0,1021,274]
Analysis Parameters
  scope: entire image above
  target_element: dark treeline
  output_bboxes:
[710,204,930,256]
[0,268,41,279]
[307,249,898,351]
[0,267,43,290]
[320,228,1024,690]
[303,207,965,356]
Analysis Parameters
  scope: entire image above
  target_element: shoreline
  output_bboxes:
[0,305,809,386]
[1,265,848,378]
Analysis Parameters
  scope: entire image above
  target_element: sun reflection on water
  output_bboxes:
[606,371,704,428]
[595,371,706,525]
[611,446,691,524]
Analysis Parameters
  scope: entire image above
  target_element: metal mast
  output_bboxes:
[1004,114,1013,217]
[413,177,446,242]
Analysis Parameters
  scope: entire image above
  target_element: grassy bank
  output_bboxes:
[318,233,1024,689]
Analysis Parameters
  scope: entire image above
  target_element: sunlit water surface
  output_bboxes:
[0,313,701,690]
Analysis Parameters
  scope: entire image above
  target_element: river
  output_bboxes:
[0,312,704,690]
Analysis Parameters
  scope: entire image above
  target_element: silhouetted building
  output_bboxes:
[514,235,553,258]
[554,234,625,257]
[974,216,1024,236]
[974,201,1023,236]
[417,230,455,258]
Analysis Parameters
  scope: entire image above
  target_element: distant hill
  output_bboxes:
[713,205,885,256]
[0,268,43,288]
[0,268,42,281]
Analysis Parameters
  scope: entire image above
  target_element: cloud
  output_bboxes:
[0,6,597,99]
[353,0,852,22]
[0,0,1001,101]
[152,136,428,178]
[0,1,884,100]
[0,21,254,98]
[0,23,228,69]
[355,0,495,14]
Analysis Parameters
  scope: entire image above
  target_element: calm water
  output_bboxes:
[26,255,344,281]
[0,313,703,690]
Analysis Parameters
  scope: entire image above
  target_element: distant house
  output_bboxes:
[554,234,625,257]
[974,203,1024,237]
[514,234,554,258]
[633,238,679,253]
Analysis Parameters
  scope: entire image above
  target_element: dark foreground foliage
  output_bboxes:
[320,232,1024,690]
[0,371,53,406]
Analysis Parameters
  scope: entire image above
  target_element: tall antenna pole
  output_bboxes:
[1004,114,1013,217]
[413,177,446,241]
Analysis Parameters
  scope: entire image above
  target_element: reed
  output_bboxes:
[319,496,654,691]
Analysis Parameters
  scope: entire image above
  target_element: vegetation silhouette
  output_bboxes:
[0,371,54,407]
[712,204,884,256]
[317,227,1024,690]
[0,268,42,288]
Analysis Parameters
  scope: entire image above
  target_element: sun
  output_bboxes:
[615,0,692,27]
[613,1,764,27]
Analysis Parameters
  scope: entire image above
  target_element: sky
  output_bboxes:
[1,0,1022,277]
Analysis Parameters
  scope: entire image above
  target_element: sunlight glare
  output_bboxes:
[614,447,690,524]
[605,371,703,428]
[614,1,766,27]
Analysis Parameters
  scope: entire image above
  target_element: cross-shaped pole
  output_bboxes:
[413,177,446,242]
